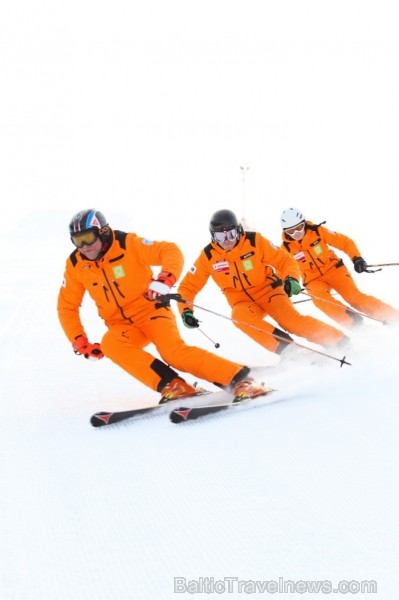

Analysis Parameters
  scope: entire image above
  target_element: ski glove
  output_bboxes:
[73,335,104,360]
[353,256,367,273]
[182,308,200,329]
[284,277,302,297]
[145,272,176,301]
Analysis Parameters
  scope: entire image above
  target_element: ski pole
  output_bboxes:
[300,291,386,324]
[293,292,339,305]
[164,294,351,367]
[292,297,315,305]
[364,262,399,268]
[198,327,220,348]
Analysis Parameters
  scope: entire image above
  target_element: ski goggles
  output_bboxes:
[285,222,305,236]
[213,228,239,243]
[71,230,99,248]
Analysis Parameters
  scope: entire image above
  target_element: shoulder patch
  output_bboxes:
[142,239,154,245]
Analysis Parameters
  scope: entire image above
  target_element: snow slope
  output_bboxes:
[1,216,398,600]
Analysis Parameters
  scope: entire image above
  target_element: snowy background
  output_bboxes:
[1,1,399,599]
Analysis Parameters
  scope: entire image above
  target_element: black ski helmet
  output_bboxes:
[69,209,112,253]
[209,209,243,242]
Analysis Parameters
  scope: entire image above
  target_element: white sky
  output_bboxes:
[1,0,399,254]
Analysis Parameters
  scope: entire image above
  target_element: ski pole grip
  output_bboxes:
[160,293,187,304]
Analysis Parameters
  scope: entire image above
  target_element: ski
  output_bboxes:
[169,387,276,423]
[90,365,278,427]
[90,387,212,427]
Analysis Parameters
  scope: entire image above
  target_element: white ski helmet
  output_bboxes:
[280,207,305,230]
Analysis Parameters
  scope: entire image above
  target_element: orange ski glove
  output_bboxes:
[72,336,104,360]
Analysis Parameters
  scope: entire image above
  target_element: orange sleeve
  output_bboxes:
[133,236,184,281]
[320,226,361,260]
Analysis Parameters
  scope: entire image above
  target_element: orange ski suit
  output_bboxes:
[57,230,245,392]
[281,221,399,328]
[177,231,345,353]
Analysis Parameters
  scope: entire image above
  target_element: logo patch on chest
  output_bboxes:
[112,265,125,279]
[242,259,254,271]
[213,261,229,273]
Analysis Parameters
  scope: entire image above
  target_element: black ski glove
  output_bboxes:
[182,309,200,329]
[353,257,367,273]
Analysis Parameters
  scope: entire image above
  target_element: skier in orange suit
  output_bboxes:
[280,207,399,329]
[177,209,348,357]
[57,209,268,401]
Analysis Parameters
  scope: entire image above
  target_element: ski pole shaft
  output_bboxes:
[292,297,314,305]
[164,294,351,367]
[300,291,385,324]
[293,292,339,305]
[364,262,399,267]
[198,327,220,348]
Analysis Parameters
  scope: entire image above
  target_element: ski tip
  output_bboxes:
[169,407,191,424]
[90,412,113,427]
